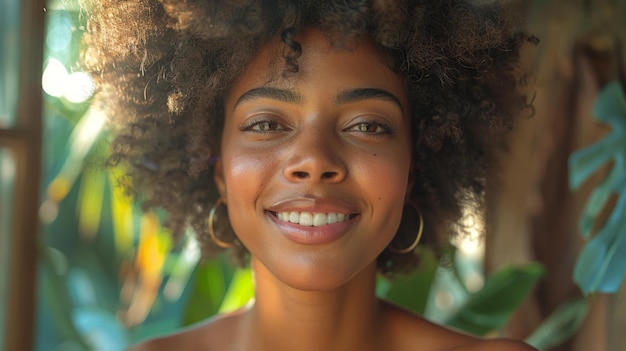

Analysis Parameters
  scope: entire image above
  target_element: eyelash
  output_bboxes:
[241,118,289,133]
[241,118,394,136]
[346,120,394,136]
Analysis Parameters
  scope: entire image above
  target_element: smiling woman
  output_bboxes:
[82,0,536,350]
[216,30,412,293]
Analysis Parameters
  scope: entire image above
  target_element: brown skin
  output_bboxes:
[218,29,412,292]
[128,30,536,351]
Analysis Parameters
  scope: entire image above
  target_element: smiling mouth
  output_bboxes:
[269,211,357,227]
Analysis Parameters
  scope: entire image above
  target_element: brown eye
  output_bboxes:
[347,122,392,135]
[254,121,278,132]
[357,123,378,133]
[243,120,285,133]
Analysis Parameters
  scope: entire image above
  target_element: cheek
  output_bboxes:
[221,150,276,234]
[349,149,411,246]
[359,150,411,200]
[224,152,271,201]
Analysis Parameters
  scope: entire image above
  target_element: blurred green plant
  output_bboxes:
[525,297,589,350]
[569,80,626,295]
[376,247,439,315]
[37,2,203,350]
[444,263,544,336]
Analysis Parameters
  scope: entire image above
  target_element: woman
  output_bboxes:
[84,0,537,350]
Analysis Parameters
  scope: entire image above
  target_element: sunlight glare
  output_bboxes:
[42,57,68,97]
[70,108,106,160]
[64,72,95,103]
[458,236,485,257]
[42,58,94,103]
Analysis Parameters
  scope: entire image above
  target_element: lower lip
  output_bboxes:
[267,212,359,245]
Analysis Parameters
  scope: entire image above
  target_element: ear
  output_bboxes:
[213,158,228,202]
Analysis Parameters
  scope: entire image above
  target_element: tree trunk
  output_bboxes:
[486,1,626,350]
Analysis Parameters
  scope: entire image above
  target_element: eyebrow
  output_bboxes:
[233,86,403,111]
[233,87,302,109]
[335,88,404,112]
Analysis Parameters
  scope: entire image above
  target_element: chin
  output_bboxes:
[281,272,351,292]
[260,254,374,292]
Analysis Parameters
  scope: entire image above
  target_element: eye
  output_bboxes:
[346,121,393,135]
[241,119,287,133]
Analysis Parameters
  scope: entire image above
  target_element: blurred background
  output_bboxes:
[1,0,625,350]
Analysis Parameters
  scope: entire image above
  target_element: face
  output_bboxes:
[215,29,412,291]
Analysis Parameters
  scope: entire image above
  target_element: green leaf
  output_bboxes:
[525,297,588,350]
[378,247,438,314]
[182,259,229,325]
[77,169,106,239]
[219,268,254,313]
[573,209,626,294]
[444,263,544,336]
[569,81,626,295]
[39,247,92,349]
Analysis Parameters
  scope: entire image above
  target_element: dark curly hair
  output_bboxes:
[83,0,535,274]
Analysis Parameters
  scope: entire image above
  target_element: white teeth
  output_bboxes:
[299,212,313,226]
[276,211,350,226]
[313,213,326,227]
[327,213,337,224]
[289,211,299,223]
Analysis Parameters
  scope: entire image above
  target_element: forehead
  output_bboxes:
[224,29,408,107]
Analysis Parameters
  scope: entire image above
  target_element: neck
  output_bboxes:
[240,259,385,351]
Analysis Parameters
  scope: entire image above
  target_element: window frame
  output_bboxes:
[0,0,46,350]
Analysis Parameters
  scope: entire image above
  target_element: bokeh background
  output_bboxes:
[1,0,625,350]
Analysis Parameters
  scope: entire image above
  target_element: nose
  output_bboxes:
[283,129,347,183]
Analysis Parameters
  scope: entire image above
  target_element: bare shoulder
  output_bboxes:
[380,301,535,351]
[125,326,210,351]
[126,336,174,351]
[459,339,537,351]
[125,309,245,351]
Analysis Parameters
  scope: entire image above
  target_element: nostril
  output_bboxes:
[321,171,337,179]
[293,171,309,179]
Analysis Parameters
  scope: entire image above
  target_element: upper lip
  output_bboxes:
[266,196,360,215]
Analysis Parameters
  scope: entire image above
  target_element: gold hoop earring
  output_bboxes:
[208,198,237,248]
[388,203,424,254]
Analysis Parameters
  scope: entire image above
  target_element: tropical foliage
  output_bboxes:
[569,81,626,295]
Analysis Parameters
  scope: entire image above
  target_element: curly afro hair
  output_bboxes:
[83,0,535,274]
